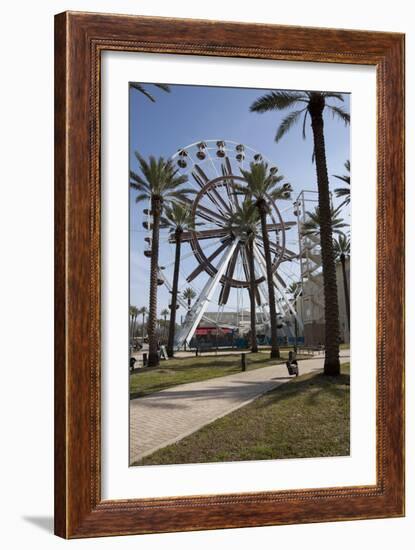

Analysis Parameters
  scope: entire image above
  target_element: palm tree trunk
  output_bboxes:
[142,313,145,340]
[247,239,258,353]
[309,100,341,375]
[147,196,161,367]
[341,253,350,330]
[258,201,280,359]
[163,316,168,342]
[167,228,182,357]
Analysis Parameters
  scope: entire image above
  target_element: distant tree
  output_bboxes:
[333,233,351,330]
[130,305,138,339]
[301,206,349,237]
[161,308,170,342]
[182,287,196,311]
[137,306,148,340]
[164,202,196,357]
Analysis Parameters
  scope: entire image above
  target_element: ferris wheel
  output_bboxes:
[142,140,304,349]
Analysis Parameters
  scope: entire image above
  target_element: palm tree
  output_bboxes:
[227,199,260,353]
[130,154,193,367]
[251,90,350,374]
[130,305,138,341]
[301,206,349,237]
[333,233,350,330]
[130,83,170,102]
[137,306,148,340]
[161,308,170,342]
[182,287,196,311]
[237,161,292,359]
[164,203,196,357]
[334,160,350,207]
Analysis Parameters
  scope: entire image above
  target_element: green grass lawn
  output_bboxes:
[130,351,297,399]
[134,363,350,466]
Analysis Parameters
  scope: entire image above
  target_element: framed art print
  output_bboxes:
[54,11,404,538]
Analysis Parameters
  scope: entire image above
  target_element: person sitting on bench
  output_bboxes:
[129,356,137,373]
[286,350,299,376]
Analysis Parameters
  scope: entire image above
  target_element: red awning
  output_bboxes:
[195,327,233,336]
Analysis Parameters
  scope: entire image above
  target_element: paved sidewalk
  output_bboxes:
[130,352,349,463]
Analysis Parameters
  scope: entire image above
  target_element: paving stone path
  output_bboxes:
[130,352,349,463]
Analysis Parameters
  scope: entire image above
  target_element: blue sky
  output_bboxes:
[129,83,350,318]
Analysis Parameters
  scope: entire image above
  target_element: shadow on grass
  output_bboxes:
[130,354,290,399]
[133,353,281,374]
[256,372,350,410]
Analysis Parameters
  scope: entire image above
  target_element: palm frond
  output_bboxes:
[333,233,351,259]
[334,188,351,198]
[163,174,189,190]
[321,92,345,102]
[166,187,196,196]
[130,83,155,102]
[269,183,292,201]
[135,192,150,203]
[333,174,350,184]
[154,83,171,93]
[275,109,306,142]
[130,170,150,191]
[250,90,306,113]
[328,105,350,125]
[301,206,349,236]
[302,110,309,140]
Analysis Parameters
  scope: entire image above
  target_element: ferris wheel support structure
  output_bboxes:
[175,237,240,349]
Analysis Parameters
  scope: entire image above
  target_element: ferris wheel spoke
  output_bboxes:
[193,165,232,215]
[223,179,238,213]
[218,246,240,306]
[172,227,228,244]
[264,221,296,232]
[254,245,287,290]
[221,157,240,210]
[186,238,233,282]
[192,171,227,217]
[161,239,219,270]
[180,196,227,226]
[255,236,282,257]
[256,236,297,261]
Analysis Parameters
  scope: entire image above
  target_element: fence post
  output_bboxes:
[241,353,246,372]
[143,353,147,367]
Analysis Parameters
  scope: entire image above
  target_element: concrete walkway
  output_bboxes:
[130,352,349,463]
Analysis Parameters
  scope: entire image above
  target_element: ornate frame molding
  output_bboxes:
[55,11,404,538]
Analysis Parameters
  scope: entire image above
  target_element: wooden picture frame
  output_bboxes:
[54,11,405,538]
